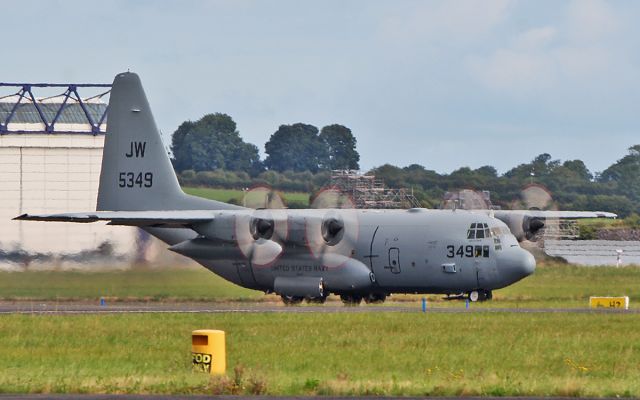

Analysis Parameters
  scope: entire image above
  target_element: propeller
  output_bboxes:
[305,188,359,268]
[514,184,558,242]
[242,185,286,209]
[236,187,289,266]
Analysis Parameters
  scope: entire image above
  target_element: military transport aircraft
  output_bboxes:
[15,72,616,305]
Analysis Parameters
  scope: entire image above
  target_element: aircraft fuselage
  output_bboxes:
[146,208,535,299]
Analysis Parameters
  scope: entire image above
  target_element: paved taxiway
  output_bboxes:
[0,396,628,400]
[0,301,635,314]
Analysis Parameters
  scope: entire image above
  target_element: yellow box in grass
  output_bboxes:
[192,329,226,375]
[589,296,629,310]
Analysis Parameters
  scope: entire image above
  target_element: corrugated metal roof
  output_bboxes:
[0,102,107,125]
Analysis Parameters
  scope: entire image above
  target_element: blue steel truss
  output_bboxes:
[0,83,111,135]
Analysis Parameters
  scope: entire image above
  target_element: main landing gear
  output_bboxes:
[340,294,363,306]
[280,294,328,305]
[281,295,304,305]
[468,290,492,302]
[280,293,387,306]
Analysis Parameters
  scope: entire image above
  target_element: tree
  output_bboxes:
[562,160,592,181]
[319,124,360,170]
[171,113,262,175]
[264,123,329,172]
[599,145,640,203]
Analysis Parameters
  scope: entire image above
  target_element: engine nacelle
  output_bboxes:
[168,238,241,259]
[191,214,237,242]
[496,212,545,242]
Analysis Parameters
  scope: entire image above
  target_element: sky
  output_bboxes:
[2,0,640,175]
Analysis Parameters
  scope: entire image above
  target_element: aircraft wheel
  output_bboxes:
[281,295,304,306]
[306,295,328,304]
[364,293,386,304]
[340,294,362,306]
[469,290,490,302]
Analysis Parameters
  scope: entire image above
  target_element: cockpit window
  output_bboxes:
[467,222,489,239]
[490,226,510,237]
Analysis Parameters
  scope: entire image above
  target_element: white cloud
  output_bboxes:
[566,0,619,42]
[512,26,557,49]
[466,45,556,93]
[465,1,631,96]
[379,0,513,44]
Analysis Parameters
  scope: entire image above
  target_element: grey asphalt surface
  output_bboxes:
[0,300,636,314]
[0,396,630,400]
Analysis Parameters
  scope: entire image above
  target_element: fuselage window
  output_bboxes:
[474,246,482,257]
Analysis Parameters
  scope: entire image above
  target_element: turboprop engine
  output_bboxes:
[496,212,546,242]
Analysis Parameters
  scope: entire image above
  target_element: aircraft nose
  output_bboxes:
[497,247,536,284]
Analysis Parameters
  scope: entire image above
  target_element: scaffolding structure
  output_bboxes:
[441,189,497,210]
[532,219,580,241]
[329,170,421,209]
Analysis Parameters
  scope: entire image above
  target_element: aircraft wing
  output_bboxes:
[477,209,617,241]
[490,210,617,219]
[14,210,215,227]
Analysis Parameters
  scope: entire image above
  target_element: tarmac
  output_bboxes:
[0,301,636,314]
[0,395,629,400]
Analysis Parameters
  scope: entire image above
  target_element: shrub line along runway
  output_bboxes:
[0,301,635,315]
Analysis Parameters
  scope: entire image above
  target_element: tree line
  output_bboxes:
[170,113,640,216]
[171,113,359,175]
[370,148,640,217]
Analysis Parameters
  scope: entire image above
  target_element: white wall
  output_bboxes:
[0,133,139,269]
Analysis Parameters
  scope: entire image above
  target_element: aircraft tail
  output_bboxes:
[97,72,239,211]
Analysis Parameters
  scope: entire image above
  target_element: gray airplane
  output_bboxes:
[15,72,616,305]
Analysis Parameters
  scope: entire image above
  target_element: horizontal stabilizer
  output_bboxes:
[14,210,215,227]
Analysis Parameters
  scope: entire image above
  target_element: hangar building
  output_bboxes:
[0,83,143,270]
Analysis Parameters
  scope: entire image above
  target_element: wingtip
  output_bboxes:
[13,214,28,221]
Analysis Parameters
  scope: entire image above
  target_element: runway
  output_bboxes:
[0,396,624,400]
[0,300,636,314]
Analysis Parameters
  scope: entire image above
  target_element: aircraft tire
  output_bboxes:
[281,295,304,305]
[306,295,328,304]
[469,290,491,302]
[364,293,387,304]
[340,294,363,306]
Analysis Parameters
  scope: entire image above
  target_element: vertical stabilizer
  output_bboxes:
[97,72,238,211]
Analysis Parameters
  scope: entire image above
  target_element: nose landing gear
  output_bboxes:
[468,290,492,302]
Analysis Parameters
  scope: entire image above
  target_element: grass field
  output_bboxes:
[1,264,638,309]
[1,264,639,395]
[0,312,638,396]
[0,267,261,302]
[182,187,309,207]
